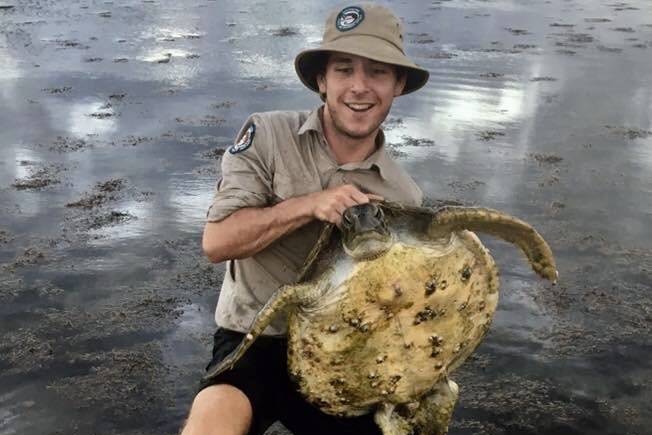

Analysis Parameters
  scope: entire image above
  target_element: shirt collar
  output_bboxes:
[297,106,323,136]
[298,105,391,180]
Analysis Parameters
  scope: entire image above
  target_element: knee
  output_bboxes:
[183,385,253,435]
[193,384,252,415]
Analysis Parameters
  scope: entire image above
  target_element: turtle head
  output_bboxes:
[341,203,392,260]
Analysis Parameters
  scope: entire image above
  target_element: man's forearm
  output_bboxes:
[202,195,314,263]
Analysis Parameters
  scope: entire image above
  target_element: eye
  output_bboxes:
[372,204,383,218]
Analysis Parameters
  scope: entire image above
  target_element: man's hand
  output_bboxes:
[203,184,383,263]
[307,184,383,226]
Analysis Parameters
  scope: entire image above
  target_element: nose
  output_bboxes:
[342,207,360,229]
[350,67,370,93]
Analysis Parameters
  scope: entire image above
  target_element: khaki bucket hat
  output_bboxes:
[295,3,429,96]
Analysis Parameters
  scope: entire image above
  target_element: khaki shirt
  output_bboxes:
[207,106,422,335]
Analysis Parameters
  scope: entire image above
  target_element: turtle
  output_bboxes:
[204,202,557,435]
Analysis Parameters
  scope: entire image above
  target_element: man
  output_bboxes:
[181,3,429,435]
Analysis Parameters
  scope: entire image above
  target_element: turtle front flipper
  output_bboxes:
[202,283,312,382]
[431,206,558,282]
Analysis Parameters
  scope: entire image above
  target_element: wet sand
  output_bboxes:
[1,0,651,434]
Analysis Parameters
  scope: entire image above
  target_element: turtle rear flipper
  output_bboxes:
[430,206,557,282]
[202,282,313,382]
[374,379,459,435]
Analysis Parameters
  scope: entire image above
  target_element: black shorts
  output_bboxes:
[198,327,381,435]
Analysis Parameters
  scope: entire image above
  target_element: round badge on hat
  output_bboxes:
[336,6,365,31]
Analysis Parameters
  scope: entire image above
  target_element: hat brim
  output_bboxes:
[295,34,429,96]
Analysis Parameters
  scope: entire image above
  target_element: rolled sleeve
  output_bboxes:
[206,114,275,222]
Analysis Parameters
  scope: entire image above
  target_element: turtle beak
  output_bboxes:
[341,204,392,259]
[342,203,387,233]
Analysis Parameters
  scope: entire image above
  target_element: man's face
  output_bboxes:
[317,53,406,141]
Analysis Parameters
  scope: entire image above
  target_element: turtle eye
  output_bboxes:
[373,205,383,219]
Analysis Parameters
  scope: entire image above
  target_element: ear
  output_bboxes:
[393,71,407,97]
[317,73,327,94]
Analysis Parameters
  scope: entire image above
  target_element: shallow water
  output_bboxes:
[1,0,650,434]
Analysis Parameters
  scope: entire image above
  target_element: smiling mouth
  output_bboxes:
[345,103,374,112]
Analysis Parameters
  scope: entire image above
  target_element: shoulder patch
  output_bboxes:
[229,124,256,154]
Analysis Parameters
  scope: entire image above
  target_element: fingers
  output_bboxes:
[366,193,385,202]
[341,184,384,204]
[332,203,347,227]
[349,187,372,205]
[311,184,385,225]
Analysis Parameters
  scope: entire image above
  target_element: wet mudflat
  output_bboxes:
[1,0,650,434]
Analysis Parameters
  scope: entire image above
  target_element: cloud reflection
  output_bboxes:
[66,100,118,138]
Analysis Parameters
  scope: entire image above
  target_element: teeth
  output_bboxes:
[347,103,373,111]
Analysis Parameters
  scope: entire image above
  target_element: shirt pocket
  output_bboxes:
[272,171,321,201]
